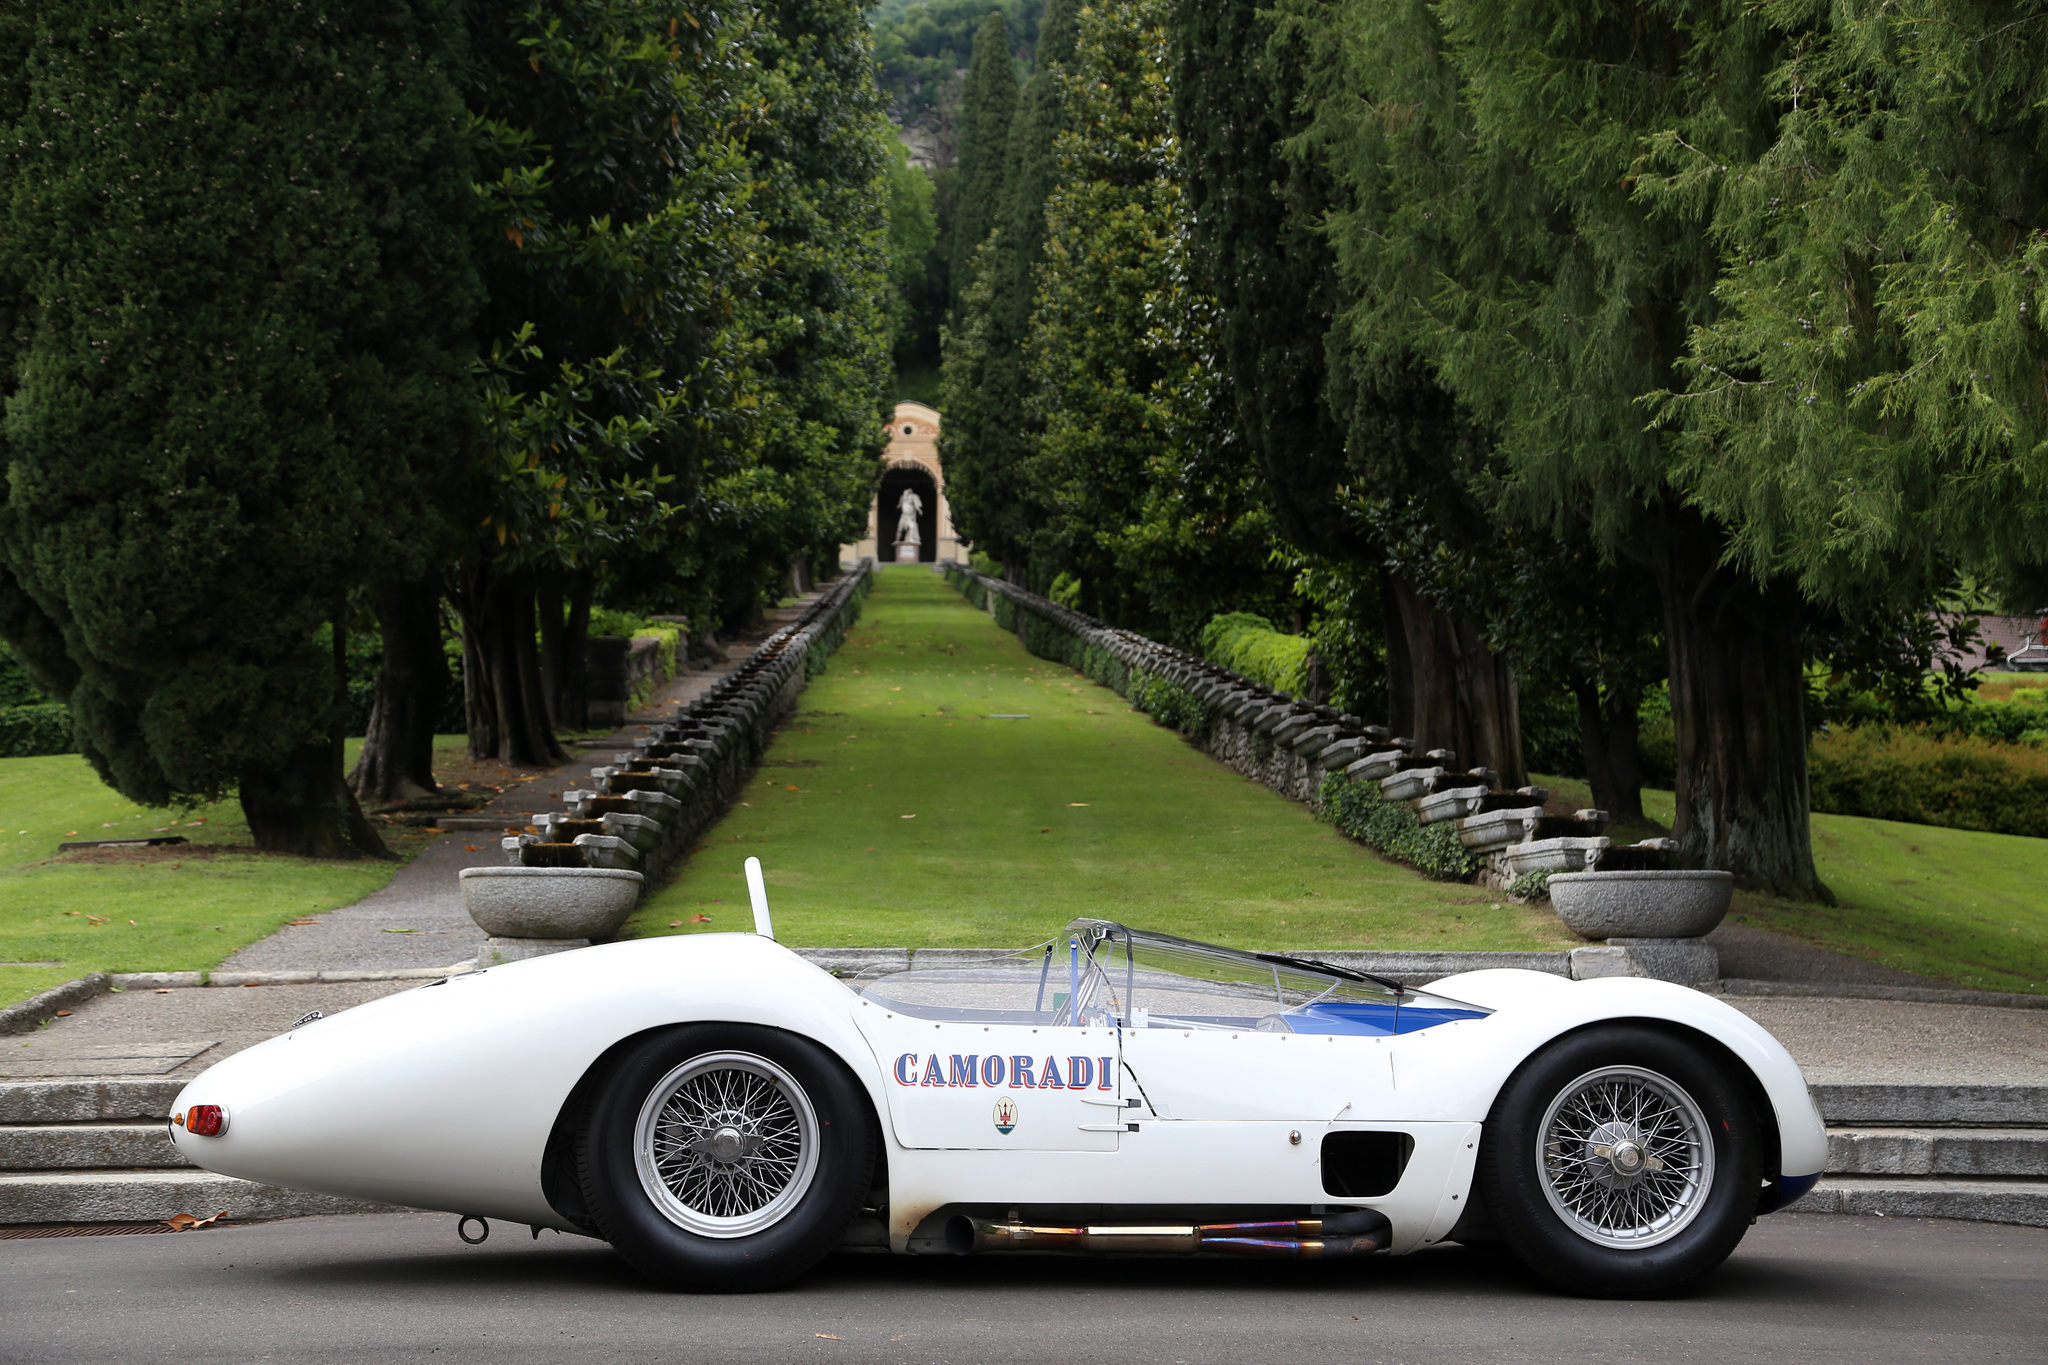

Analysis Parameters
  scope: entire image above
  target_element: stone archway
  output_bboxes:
[839,401,967,566]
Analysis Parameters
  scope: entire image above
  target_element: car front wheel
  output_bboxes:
[1477,1024,1759,1296]
[578,1024,874,1291]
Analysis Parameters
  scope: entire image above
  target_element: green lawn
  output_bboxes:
[633,566,1574,953]
[1540,776,2048,994]
[0,740,480,1010]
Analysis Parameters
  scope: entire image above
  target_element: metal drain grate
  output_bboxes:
[0,1222,189,1239]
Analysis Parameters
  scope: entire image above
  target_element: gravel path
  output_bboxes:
[221,602,817,975]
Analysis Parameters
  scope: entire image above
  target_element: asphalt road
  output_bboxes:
[3,1212,2042,1364]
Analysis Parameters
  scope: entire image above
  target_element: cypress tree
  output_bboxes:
[0,0,478,857]
[947,13,1019,313]
[1173,0,1524,779]
[942,0,1076,577]
[1293,0,1824,894]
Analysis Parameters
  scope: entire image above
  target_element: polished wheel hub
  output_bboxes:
[1537,1065,1712,1248]
[634,1052,820,1238]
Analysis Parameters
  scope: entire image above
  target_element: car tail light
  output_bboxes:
[186,1104,228,1137]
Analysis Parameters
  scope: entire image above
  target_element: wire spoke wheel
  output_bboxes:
[633,1051,820,1238]
[1535,1064,1713,1250]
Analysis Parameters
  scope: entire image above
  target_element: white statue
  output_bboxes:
[894,487,924,546]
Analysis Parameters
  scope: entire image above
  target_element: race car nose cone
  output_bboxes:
[1610,1140,1645,1175]
[708,1126,745,1163]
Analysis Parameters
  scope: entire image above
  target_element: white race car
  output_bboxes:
[169,885,1825,1297]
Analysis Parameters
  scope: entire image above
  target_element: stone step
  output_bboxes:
[1791,1177,2048,1228]
[0,1170,399,1224]
[1811,1083,2048,1128]
[0,1123,190,1172]
[0,1079,184,1125]
[1828,1127,2048,1178]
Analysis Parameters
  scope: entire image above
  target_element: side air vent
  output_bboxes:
[1321,1131,1414,1198]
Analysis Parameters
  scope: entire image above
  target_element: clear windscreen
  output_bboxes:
[856,919,1488,1035]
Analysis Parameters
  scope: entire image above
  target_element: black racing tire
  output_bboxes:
[1477,1024,1759,1298]
[578,1024,875,1292]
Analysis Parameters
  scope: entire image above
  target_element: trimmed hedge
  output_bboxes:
[805,568,871,676]
[1318,771,1477,880]
[1200,612,1309,695]
[1129,669,1211,741]
[1809,726,2048,838]
[0,702,75,758]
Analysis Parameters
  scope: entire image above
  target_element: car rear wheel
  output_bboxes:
[1477,1025,1758,1297]
[579,1024,874,1291]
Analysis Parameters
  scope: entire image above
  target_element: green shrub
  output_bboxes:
[0,703,75,758]
[1129,669,1211,740]
[1508,870,1552,901]
[1049,572,1083,608]
[1319,772,1478,881]
[1938,692,2048,745]
[1809,727,2048,837]
[1638,715,1677,788]
[969,550,1001,577]
[1200,612,1309,695]
[993,594,1017,631]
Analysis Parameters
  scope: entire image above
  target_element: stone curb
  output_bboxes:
[1,964,478,1037]
[0,974,111,1037]
[0,1170,400,1225]
[1717,977,2046,1010]
[1789,1177,2048,1228]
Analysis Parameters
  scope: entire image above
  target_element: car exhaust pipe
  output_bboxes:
[944,1209,1390,1259]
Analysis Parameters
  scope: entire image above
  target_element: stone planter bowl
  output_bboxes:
[1547,869,1734,941]
[460,866,644,940]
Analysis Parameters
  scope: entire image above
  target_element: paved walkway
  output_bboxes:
[11,969,2047,1088]
[218,599,820,975]
[3,1210,2042,1364]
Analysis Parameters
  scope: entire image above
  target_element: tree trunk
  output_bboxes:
[536,575,564,732]
[243,740,391,859]
[1570,674,1645,824]
[1654,510,1829,900]
[547,568,594,731]
[456,565,568,767]
[348,581,448,803]
[1380,573,1414,738]
[1385,573,1526,787]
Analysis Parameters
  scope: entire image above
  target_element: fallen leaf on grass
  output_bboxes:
[689,914,712,923]
[164,1210,227,1232]
[288,919,319,926]
[1039,828,1051,834]
[1067,802,1091,807]
[128,919,137,926]
[900,814,916,820]
[669,920,684,928]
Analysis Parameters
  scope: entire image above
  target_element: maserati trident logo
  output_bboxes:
[992,1096,1019,1135]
